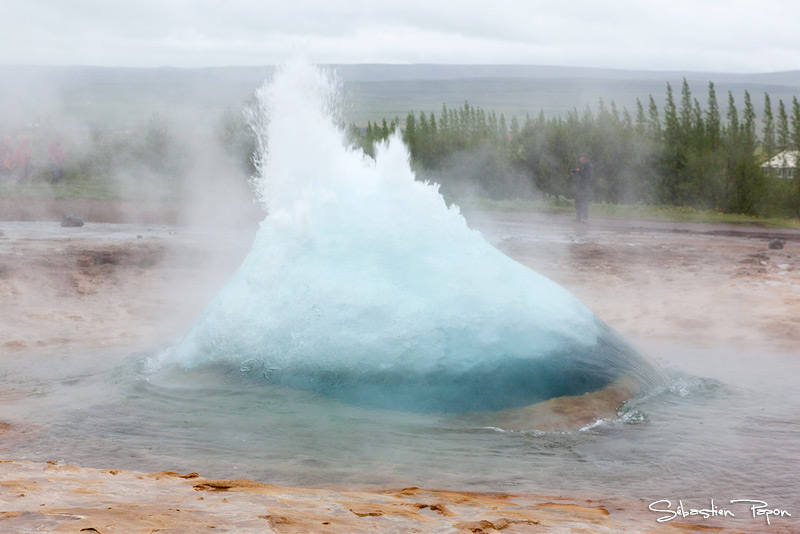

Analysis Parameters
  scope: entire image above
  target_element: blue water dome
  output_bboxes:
[164,60,665,413]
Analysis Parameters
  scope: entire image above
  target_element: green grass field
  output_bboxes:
[0,181,118,200]
[0,177,181,202]
[456,197,800,229]
[4,178,798,230]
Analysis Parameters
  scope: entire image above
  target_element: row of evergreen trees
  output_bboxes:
[351,79,800,217]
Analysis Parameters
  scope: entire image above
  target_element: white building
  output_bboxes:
[761,150,800,179]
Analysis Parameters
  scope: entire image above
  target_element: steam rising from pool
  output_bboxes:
[165,60,664,412]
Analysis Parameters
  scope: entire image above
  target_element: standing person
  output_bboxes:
[48,135,66,183]
[570,153,593,223]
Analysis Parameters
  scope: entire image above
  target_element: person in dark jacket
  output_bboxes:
[570,153,593,222]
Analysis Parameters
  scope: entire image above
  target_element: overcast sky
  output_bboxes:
[3,0,798,73]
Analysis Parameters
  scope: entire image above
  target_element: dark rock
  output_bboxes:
[61,213,85,227]
[769,239,784,250]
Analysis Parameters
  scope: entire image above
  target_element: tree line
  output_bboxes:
[351,79,800,217]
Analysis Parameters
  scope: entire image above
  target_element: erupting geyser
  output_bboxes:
[166,60,664,413]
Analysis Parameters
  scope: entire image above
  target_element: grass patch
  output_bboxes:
[455,197,800,229]
[0,176,184,203]
[4,178,799,230]
[0,181,121,200]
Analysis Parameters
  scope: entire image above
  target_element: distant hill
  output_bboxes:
[335,64,800,126]
[333,63,800,85]
[1,64,799,131]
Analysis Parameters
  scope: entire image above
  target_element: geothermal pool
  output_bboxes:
[2,324,799,505]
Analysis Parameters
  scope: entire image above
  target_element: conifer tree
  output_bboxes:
[724,90,762,214]
[706,82,721,149]
[723,91,740,209]
[635,98,647,135]
[660,82,684,204]
[742,91,756,148]
[488,111,499,144]
[679,78,693,140]
[791,97,800,151]
[692,99,704,141]
[727,92,740,134]
[762,93,775,162]
[647,95,661,137]
[404,112,417,157]
[664,83,679,142]
[777,100,789,155]
[439,104,449,133]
